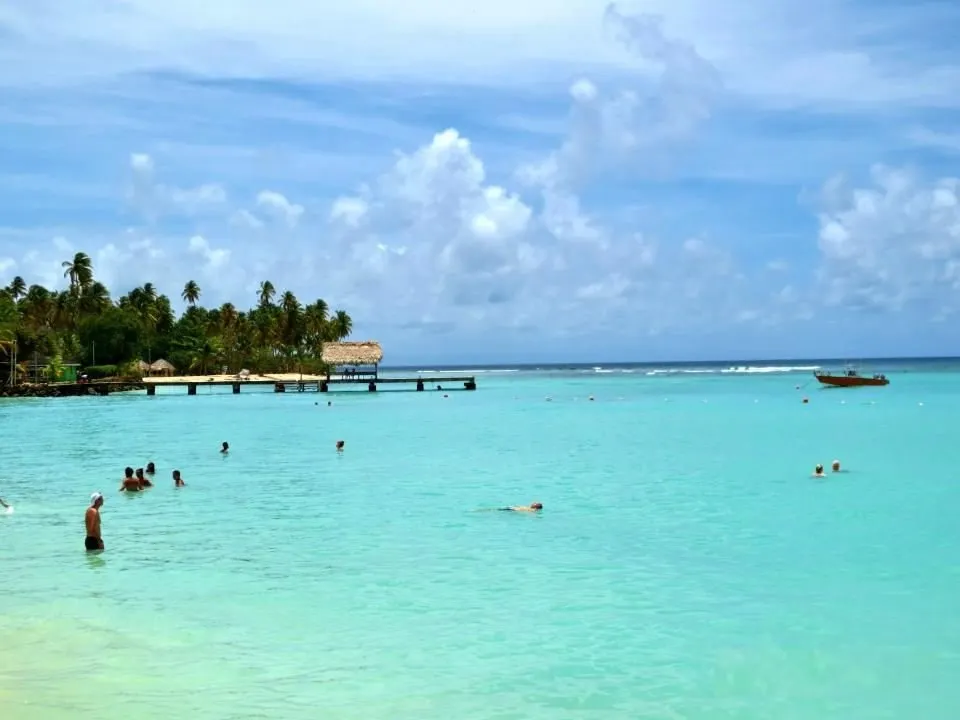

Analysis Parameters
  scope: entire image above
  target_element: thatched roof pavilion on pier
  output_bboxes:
[321,342,383,379]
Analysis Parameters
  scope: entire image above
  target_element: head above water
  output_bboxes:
[172,469,181,478]
[832,460,841,471]
[531,502,543,510]
[336,440,345,450]
[222,442,229,450]
[124,466,134,478]
[146,462,156,473]
[815,464,824,474]
[135,468,145,478]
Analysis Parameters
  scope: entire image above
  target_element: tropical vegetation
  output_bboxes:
[0,252,354,383]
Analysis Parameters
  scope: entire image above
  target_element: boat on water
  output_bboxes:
[814,367,889,387]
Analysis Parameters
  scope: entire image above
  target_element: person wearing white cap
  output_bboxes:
[831,460,841,472]
[85,492,105,551]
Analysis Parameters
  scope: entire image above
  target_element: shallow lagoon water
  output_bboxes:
[2,363,959,719]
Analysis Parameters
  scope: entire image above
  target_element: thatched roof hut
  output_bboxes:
[137,360,151,373]
[321,341,383,366]
[149,358,176,376]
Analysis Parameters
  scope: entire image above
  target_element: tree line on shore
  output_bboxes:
[0,252,353,382]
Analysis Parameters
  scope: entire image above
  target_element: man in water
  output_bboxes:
[85,493,104,551]
[146,462,156,475]
[813,464,825,477]
[135,467,153,487]
[173,470,185,487]
[832,460,842,472]
[120,466,141,492]
[336,440,345,452]
[500,502,543,513]
[221,441,229,454]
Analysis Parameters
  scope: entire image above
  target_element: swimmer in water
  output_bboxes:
[221,441,229,454]
[136,467,153,488]
[336,440,345,452]
[146,462,156,475]
[832,460,841,472]
[120,466,141,492]
[173,470,185,487]
[85,493,105,551]
[813,464,825,477]
[499,502,544,513]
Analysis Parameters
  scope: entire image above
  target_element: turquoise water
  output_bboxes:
[2,361,960,719]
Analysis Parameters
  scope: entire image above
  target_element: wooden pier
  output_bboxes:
[142,375,477,396]
[11,342,479,398]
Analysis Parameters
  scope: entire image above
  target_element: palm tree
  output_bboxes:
[330,309,353,340]
[51,291,74,331]
[7,276,26,301]
[303,300,328,336]
[258,280,275,307]
[182,280,201,307]
[280,290,300,315]
[188,338,223,375]
[80,282,111,315]
[20,285,53,335]
[142,283,158,304]
[62,252,93,295]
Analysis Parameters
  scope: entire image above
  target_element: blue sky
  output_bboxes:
[1,0,959,365]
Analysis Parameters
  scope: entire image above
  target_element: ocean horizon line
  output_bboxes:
[382,355,960,372]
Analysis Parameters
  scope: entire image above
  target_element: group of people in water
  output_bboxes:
[84,448,211,552]
[813,459,843,477]
[79,437,543,553]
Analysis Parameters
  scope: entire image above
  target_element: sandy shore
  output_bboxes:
[142,373,330,384]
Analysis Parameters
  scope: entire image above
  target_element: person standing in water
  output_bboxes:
[173,470,185,487]
[120,466,141,492]
[85,493,104,551]
[136,468,153,488]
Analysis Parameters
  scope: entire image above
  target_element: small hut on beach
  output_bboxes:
[137,360,151,375]
[322,341,383,379]
[149,358,176,377]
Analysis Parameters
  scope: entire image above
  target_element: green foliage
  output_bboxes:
[118,360,144,380]
[43,352,65,382]
[2,251,355,381]
[83,365,119,379]
[78,306,143,366]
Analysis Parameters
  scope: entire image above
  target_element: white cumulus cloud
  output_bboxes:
[816,166,960,313]
[256,190,304,227]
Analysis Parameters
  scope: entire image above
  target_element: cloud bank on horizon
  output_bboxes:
[1,0,959,364]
